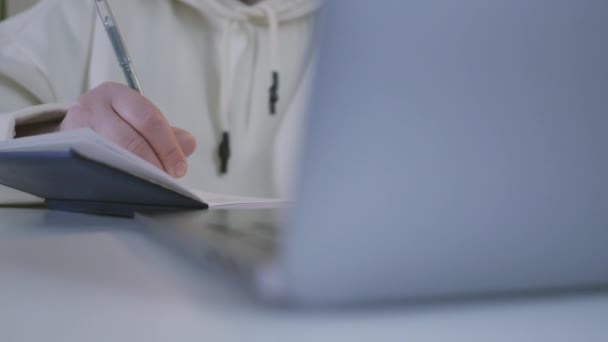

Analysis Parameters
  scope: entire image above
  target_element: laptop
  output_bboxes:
[137,0,608,306]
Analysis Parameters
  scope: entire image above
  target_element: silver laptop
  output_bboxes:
[137,0,608,306]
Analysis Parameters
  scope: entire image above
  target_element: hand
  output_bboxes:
[60,82,196,178]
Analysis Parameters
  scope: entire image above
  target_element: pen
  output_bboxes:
[94,0,144,94]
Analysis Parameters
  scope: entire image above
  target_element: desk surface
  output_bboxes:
[0,206,607,342]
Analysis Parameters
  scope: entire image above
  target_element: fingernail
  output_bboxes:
[174,161,188,178]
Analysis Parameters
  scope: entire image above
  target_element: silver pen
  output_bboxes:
[94,0,144,94]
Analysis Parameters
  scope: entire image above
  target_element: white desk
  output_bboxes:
[1,205,607,342]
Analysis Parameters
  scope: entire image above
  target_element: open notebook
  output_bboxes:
[0,129,287,216]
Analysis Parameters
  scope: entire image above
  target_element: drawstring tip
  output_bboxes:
[269,71,279,115]
[218,131,231,175]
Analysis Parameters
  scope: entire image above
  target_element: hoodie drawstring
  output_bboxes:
[259,3,280,115]
[217,20,239,174]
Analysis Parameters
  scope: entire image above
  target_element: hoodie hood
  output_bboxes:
[181,0,322,23]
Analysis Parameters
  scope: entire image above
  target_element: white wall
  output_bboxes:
[7,0,38,16]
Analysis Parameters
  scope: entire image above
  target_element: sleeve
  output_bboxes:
[0,0,97,141]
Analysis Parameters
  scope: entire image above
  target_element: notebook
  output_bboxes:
[0,129,287,216]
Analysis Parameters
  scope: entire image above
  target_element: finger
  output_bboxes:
[90,105,164,170]
[106,84,188,178]
[171,127,197,157]
[65,99,164,171]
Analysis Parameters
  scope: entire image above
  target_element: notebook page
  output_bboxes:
[190,190,291,209]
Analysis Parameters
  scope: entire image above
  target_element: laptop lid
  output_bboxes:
[283,0,608,305]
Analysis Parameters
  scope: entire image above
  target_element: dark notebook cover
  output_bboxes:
[0,149,207,217]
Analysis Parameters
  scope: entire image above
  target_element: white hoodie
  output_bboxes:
[0,0,321,199]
